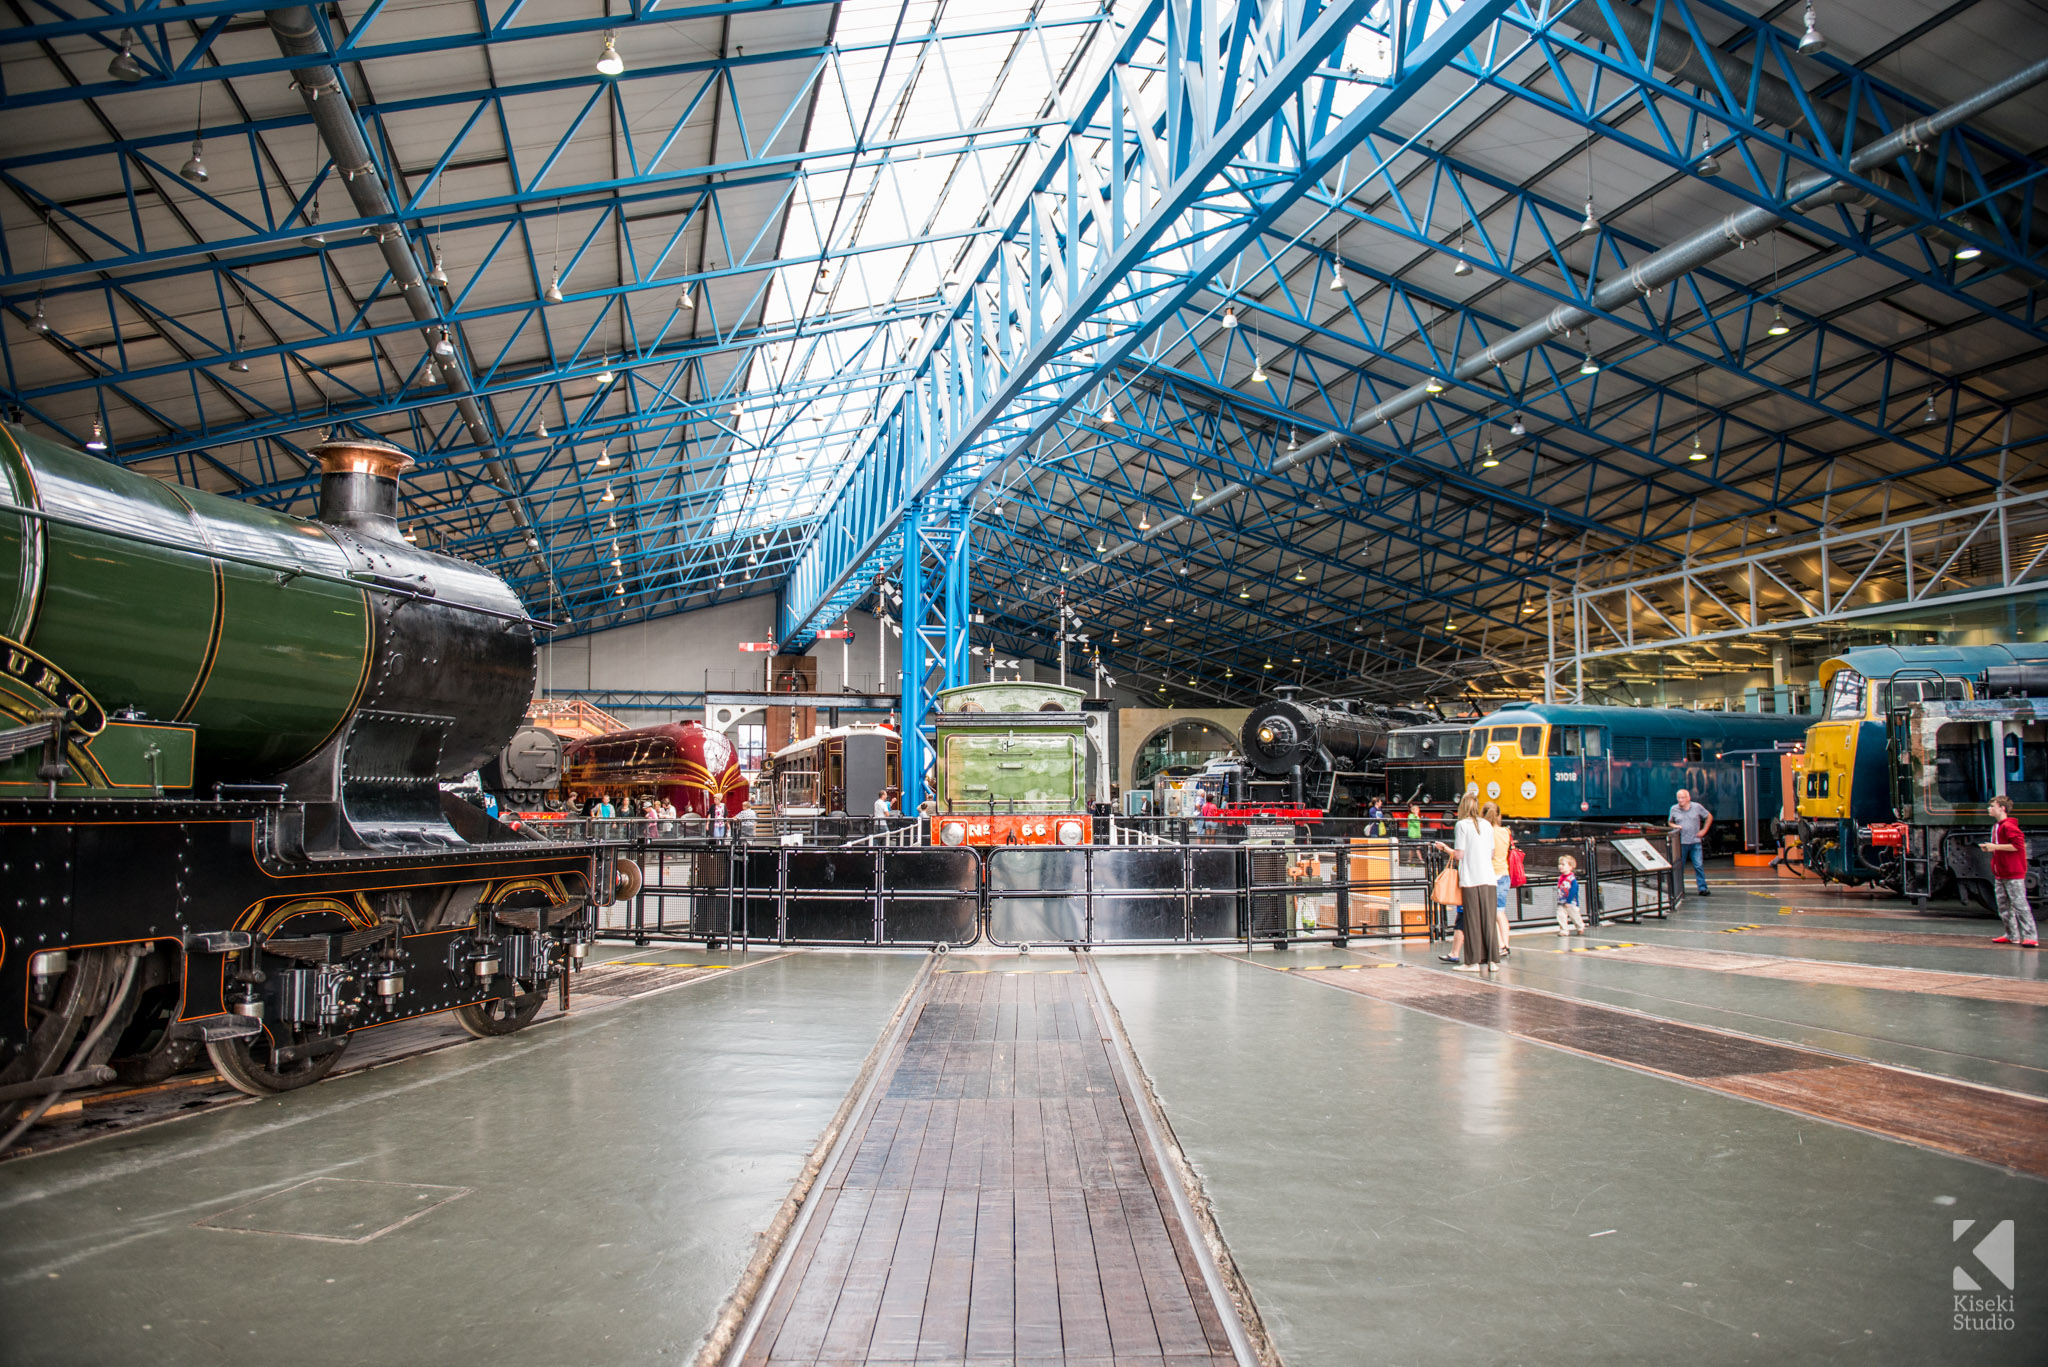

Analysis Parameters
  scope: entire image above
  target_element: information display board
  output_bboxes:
[1610,837,1672,872]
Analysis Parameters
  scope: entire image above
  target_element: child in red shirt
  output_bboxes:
[1982,795,2036,947]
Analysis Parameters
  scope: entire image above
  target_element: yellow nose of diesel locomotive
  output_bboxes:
[1469,729,1549,818]
[1796,720,1856,820]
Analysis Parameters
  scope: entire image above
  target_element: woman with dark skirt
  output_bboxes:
[1435,793,1502,971]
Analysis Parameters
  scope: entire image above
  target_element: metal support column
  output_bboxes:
[898,499,972,816]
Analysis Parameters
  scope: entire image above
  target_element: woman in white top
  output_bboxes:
[1434,793,1503,970]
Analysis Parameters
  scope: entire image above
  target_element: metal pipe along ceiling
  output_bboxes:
[1086,54,2048,572]
[266,7,545,556]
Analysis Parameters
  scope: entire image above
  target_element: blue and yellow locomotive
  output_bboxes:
[1463,703,1808,839]
[1796,643,2048,906]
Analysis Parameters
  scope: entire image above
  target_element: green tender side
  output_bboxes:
[0,424,370,783]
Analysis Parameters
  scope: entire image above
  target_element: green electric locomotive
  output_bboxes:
[0,426,620,1138]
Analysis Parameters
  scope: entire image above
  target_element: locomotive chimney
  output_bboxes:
[309,438,414,539]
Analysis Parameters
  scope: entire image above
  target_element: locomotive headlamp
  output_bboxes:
[939,821,967,847]
[1258,726,1276,744]
[1057,820,1085,846]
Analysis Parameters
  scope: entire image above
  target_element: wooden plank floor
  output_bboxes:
[739,965,1241,1367]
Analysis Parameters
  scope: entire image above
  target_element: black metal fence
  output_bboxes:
[584,831,1673,951]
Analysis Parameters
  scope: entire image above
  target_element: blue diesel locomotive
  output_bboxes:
[1464,702,1808,841]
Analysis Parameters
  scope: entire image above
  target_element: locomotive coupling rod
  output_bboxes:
[0,1066,116,1104]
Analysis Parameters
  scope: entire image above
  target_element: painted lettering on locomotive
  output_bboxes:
[0,426,617,1133]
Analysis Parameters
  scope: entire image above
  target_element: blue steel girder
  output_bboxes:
[1134,253,2032,544]
[1467,5,2048,335]
[896,498,972,814]
[781,0,1534,652]
[0,4,843,109]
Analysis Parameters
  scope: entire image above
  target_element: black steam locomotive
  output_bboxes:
[0,427,623,1140]
[1236,690,1436,814]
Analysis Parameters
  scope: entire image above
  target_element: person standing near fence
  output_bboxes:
[1983,795,2037,947]
[1434,794,1502,971]
[1406,803,1423,841]
[1555,854,1588,936]
[1668,788,1713,897]
[1483,801,1513,959]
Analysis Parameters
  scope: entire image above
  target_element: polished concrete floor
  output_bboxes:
[2,885,2044,1366]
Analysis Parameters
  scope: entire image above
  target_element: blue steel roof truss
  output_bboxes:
[2,0,2043,702]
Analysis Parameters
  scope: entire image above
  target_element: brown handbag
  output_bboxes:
[1432,866,1462,905]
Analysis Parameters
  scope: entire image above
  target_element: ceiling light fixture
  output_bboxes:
[1579,346,1600,376]
[1767,306,1790,336]
[814,261,834,294]
[1286,428,1298,452]
[1250,354,1268,384]
[1293,567,1307,581]
[1221,305,1237,329]
[427,244,449,286]
[402,526,417,543]
[1923,389,1938,424]
[1481,443,1499,468]
[1697,133,1722,177]
[432,327,455,357]
[181,137,208,184]
[600,485,616,503]
[1328,260,1346,293]
[538,419,549,438]
[1424,375,1446,394]
[30,298,49,333]
[1579,197,1597,234]
[1797,2,1826,55]
[1952,216,1983,261]
[1510,412,1526,435]
[1688,432,1707,461]
[595,30,625,76]
[595,445,612,469]
[676,285,694,310]
[1239,587,1251,598]
[108,31,145,83]
[1452,223,1473,277]
[543,271,564,304]
[86,418,108,452]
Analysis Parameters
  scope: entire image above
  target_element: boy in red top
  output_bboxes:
[1981,795,2036,947]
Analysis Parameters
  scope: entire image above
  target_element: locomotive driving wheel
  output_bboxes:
[452,982,547,1037]
[206,1024,351,1097]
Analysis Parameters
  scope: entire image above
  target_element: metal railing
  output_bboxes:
[587,829,1672,951]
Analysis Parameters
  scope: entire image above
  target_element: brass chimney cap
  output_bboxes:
[308,437,414,481]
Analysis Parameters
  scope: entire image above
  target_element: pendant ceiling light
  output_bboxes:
[1767,306,1790,336]
[595,362,614,385]
[1286,428,1298,452]
[1688,432,1707,461]
[1452,224,1473,277]
[543,271,565,304]
[814,261,834,294]
[427,244,449,286]
[1293,567,1307,582]
[595,445,612,469]
[1328,260,1346,293]
[402,526,417,543]
[1221,305,1237,329]
[1480,443,1499,468]
[229,332,250,373]
[181,80,208,182]
[1951,215,1982,261]
[31,298,49,333]
[1239,587,1251,598]
[595,30,625,76]
[1579,198,1597,234]
[1510,412,1525,435]
[676,285,694,310]
[432,327,455,358]
[600,485,616,503]
[538,419,549,438]
[1697,133,1721,177]
[1923,389,1938,424]
[86,418,108,452]
[108,30,145,83]
[1579,346,1600,376]
[1798,2,1827,55]
[1250,354,1268,384]
[1424,375,1446,394]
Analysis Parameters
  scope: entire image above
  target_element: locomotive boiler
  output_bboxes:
[0,426,620,1135]
[1238,690,1435,813]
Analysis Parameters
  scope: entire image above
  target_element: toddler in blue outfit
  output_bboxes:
[1555,854,1588,936]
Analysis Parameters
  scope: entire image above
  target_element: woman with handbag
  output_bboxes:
[1433,793,1502,971]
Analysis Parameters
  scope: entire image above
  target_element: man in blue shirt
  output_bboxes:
[1668,789,1712,896]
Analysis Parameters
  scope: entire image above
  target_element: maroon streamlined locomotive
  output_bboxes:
[561,722,750,817]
